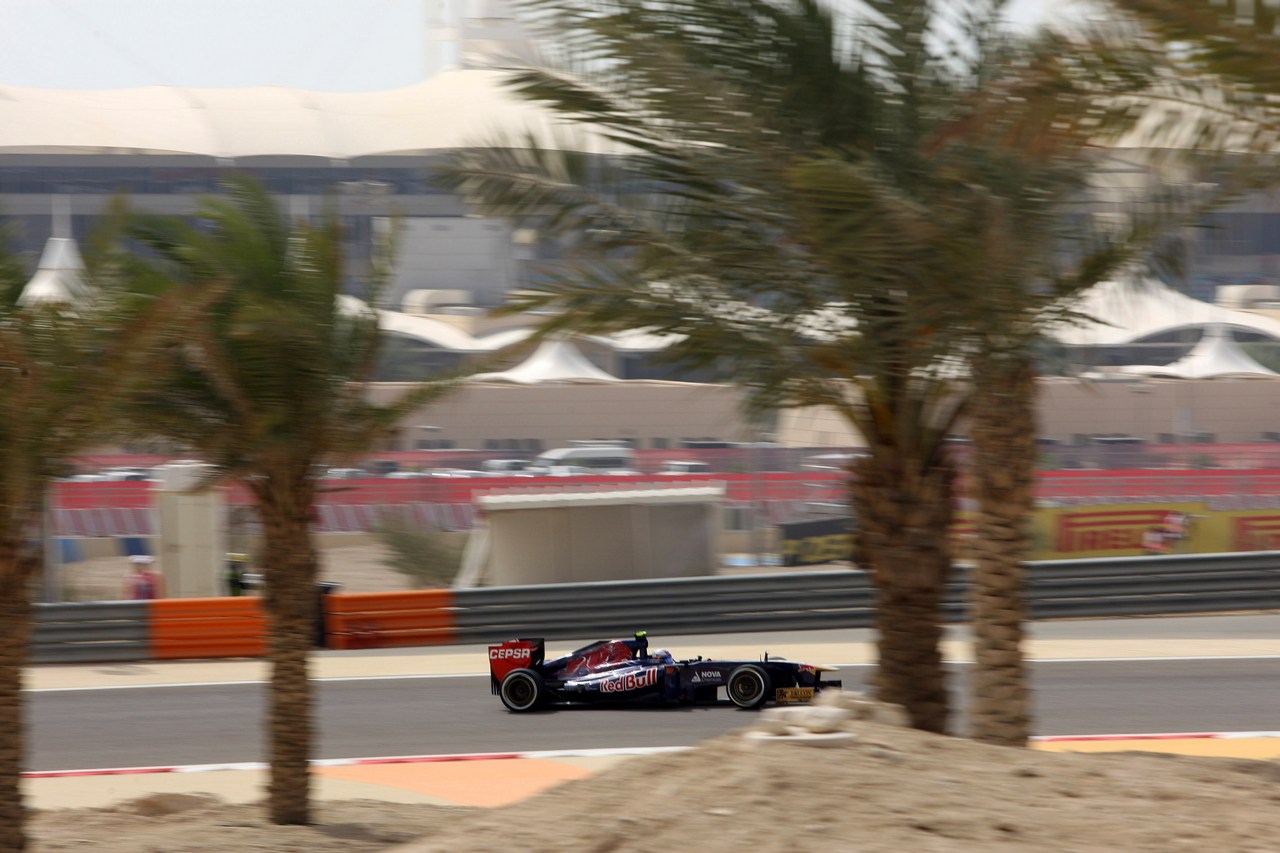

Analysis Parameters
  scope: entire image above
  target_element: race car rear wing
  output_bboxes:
[488,638,545,693]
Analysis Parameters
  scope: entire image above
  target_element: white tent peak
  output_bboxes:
[1117,323,1279,379]
[18,236,87,306]
[471,339,619,384]
[1049,277,1280,346]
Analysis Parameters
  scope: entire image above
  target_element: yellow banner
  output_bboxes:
[935,502,1280,561]
[1222,509,1280,552]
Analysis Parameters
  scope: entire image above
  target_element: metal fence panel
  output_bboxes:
[31,600,149,664]
[33,601,146,623]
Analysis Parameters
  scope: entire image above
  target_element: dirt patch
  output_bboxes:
[29,798,466,853]
[27,717,1280,852]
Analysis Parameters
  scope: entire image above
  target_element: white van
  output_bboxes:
[531,445,638,472]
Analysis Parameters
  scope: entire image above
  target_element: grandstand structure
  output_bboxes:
[6,0,1280,456]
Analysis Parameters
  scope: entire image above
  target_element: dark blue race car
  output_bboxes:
[488,631,842,712]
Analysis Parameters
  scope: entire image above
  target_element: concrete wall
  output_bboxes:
[371,381,748,452]
[1036,378,1280,445]
[777,378,1280,448]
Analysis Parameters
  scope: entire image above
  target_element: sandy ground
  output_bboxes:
[26,714,1280,853]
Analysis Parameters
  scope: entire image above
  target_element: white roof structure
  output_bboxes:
[1050,278,1280,346]
[471,339,620,383]
[0,69,615,160]
[1116,325,1279,379]
[337,294,679,358]
[376,307,523,352]
[18,237,86,306]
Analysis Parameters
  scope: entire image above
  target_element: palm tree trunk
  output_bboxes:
[967,351,1036,746]
[0,540,36,852]
[851,449,955,734]
[258,493,319,826]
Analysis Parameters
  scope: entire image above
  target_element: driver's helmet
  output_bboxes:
[651,648,673,664]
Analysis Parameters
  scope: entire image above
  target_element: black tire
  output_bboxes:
[727,664,771,709]
[499,668,545,712]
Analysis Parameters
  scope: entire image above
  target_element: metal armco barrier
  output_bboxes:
[1024,552,1280,619]
[451,571,874,642]
[27,551,1280,662]
[454,551,1280,642]
[31,601,148,663]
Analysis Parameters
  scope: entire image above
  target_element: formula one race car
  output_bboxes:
[488,631,842,712]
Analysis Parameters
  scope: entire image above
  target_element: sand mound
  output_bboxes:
[29,713,1280,853]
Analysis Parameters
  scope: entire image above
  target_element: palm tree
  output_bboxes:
[0,227,182,850]
[1112,0,1280,91]
[112,177,454,825]
[442,0,1152,733]
[444,0,1206,740]
[953,3,1280,743]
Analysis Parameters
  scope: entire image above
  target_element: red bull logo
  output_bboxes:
[1055,510,1168,553]
[600,669,659,693]
[1232,516,1280,551]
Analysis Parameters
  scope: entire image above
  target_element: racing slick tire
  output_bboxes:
[499,668,546,712]
[727,664,771,709]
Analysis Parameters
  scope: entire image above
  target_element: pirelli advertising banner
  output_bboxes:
[1026,501,1280,560]
[781,502,1280,564]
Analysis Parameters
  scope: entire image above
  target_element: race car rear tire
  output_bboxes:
[500,668,546,712]
[727,664,771,709]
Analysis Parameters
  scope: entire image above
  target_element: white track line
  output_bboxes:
[26,734,1280,779]
[25,747,691,778]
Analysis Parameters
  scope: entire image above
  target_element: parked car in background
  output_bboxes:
[657,460,710,475]
[323,467,375,479]
[482,458,535,474]
[538,465,593,477]
[60,467,155,482]
[530,444,637,472]
[103,467,155,481]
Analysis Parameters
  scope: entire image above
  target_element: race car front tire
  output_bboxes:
[727,664,771,709]
[499,668,546,712]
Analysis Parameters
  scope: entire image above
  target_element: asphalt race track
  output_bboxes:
[26,657,1279,772]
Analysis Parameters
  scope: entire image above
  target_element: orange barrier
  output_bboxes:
[147,597,267,659]
[324,590,456,650]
